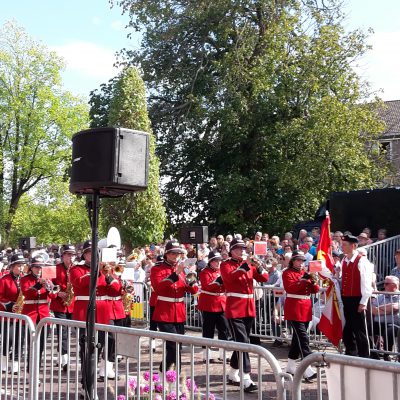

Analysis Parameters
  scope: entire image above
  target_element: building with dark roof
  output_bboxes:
[376,100,400,185]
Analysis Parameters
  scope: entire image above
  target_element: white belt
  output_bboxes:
[75,295,111,301]
[157,296,184,303]
[201,290,225,297]
[226,293,253,299]
[24,300,48,305]
[107,296,121,301]
[75,296,89,301]
[286,294,311,300]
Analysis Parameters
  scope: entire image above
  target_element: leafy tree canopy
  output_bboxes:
[112,0,389,235]
[0,21,89,243]
[10,178,91,245]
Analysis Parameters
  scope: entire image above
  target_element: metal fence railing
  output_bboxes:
[364,235,400,283]
[0,312,37,400]
[292,352,400,400]
[31,317,288,400]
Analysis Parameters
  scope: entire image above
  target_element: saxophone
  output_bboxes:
[14,291,25,314]
[122,282,134,314]
[64,282,74,307]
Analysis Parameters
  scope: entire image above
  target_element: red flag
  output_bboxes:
[317,280,344,347]
[315,212,344,346]
[316,212,334,272]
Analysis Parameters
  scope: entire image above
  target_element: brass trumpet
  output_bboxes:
[302,272,319,284]
[249,255,271,271]
[114,264,125,276]
[185,272,198,285]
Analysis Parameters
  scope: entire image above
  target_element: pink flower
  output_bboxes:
[155,383,163,393]
[208,394,216,400]
[153,372,160,382]
[128,376,137,390]
[143,384,150,393]
[165,370,177,383]
[180,393,187,400]
[166,391,177,400]
[186,378,197,392]
[117,395,125,400]
[154,395,162,400]
[143,371,150,381]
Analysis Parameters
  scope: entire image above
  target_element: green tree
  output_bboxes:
[0,21,89,243]
[89,67,166,247]
[113,0,389,235]
[9,179,91,245]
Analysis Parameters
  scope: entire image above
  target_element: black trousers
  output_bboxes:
[342,296,370,357]
[157,321,184,371]
[149,306,158,331]
[288,321,312,360]
[228,317,254,373]
[98,318,125,363]
[53,311,72,355]
[202,311,231,341]
[2,318,21,359]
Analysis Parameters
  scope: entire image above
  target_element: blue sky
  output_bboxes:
[1,0,399,101]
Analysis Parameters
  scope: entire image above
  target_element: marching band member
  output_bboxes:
[282,250,319,382]
[50,244,76,371]
[0,253,26,373]
[198,250,231,363]
[101,261,126,379]
[21,255,58,372]
[151,240,198,371]
[69,240,116,380]
[69,240,92,323]
[220,238,269,393]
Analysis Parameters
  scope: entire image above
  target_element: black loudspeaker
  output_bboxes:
[69,127,150,197]
[180,226,209,244]
[19,237,36,251]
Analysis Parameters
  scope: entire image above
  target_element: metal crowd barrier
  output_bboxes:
[0,311,36,400]
[292,352,400,400]
[367,290,400,360]
[130,281,150,327]
[364,235,400,282]
[31,317,288,400]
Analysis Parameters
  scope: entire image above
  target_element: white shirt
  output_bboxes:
[342,252,373,306]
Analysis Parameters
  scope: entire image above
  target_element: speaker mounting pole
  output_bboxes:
[84,191,100,400]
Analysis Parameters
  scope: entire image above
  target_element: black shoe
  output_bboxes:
[244,383,258,393]
[303,373,317,383]
[227,379,240,386]
[272,339,284,348]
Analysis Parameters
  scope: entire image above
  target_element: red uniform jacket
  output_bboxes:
[50,262,75,314]
[151,261,198,323]
[282,267,319,322]
[220,258,269,319]
[69,263,111,324]
[197,266,226,312]
[20,273,57,324]
[107,274,125,320]
[0,273,20,311]
[70,263,91,322]
[341,254,362,297]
